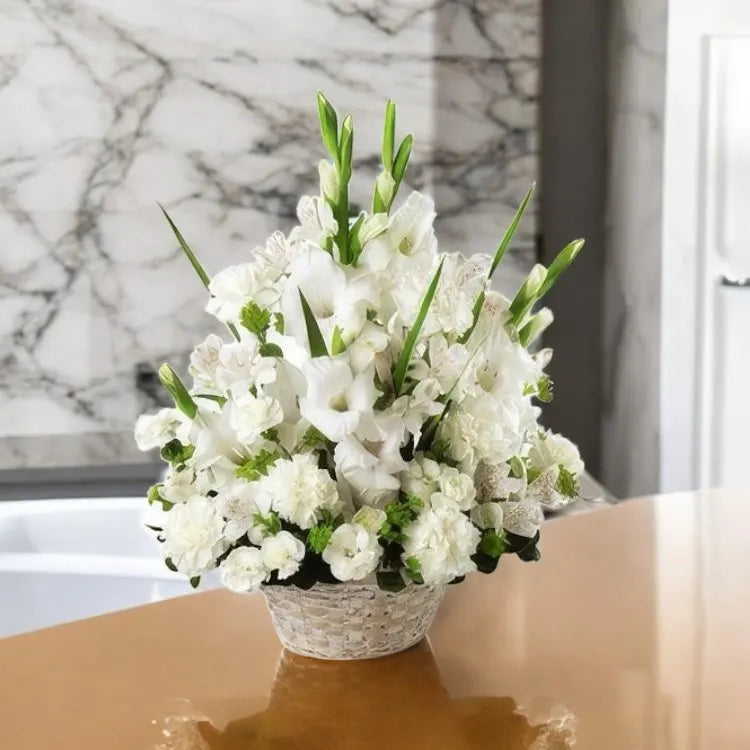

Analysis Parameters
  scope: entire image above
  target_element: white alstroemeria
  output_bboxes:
[228,392,283,445]
[433,466,477,512]
[526,431,583,510]
[334,434,406,508]
[253,230,296,278]
[467,290,512,345]
[300,357,380,442]
[322,522,382,581]
[437,394,515,473]
[206,263,280,323]
[387,380,443,444]
[500,495,544,538]
[474,461,526,503]
[215,339,277,394]
[471,502,504,531]
[352,506,387,534]
[529,431,584,477]
[134,408,184,451]
[161,496,227,577]
[282,244,376,350]
[400,453,443,503]
[474,328,544,399]
[220,546,267,593]
[261,530,306,580]
[262,453,342,529]
[402,506,480,585]
[216,481,272,544]
[289,195,338,248]
[189,333,224,389]
[409,336,476,399]
[347,321,389,373]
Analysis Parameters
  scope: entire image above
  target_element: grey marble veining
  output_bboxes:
[0,0,539,469]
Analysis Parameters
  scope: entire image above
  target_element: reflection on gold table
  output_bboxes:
[0,489,748,749]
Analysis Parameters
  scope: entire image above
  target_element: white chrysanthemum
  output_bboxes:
[261,531,305,580]
[471,502,504,530]
[433,466,477,512]
[134,408,183,451]
[402,506,480,585]
[300,357,380,442]
[437,394,514,473]
[206,263,280,322]
[216,481,272,544]
[220,546,267,593]
[228,392,283,445]
[189,333,224,389]
[161,497,227,577]
[352,506,387,534]
[322,522,382,581]
[501,496,544,538]
[263,453,342,529]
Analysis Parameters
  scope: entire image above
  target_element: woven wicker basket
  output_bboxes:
[264,581,446,660]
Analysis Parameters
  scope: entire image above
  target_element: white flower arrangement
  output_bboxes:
[135,93,585,593]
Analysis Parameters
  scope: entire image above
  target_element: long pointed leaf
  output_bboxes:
[158,364,197,419]
[537,238,585,298]
[488,183,535,280]
[159,204,210,287]
[298,289,328,358]
[382,100,396,167]
[393,257,444,393]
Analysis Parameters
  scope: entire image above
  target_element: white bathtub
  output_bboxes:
[0,497,218,638]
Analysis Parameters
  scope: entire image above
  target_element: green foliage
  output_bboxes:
[479,529,506,559]
[164,557,178,572]
[259,342,283,358]
[380,493,423,543]
[189,576,201,589]
[507,455,527,480]
[194,393,227,407]
[489,183,535,281]
[376,570,407,592]
[296,425,330,452]
[158,363,197,419]
[307,524,333,554]
[331,325,346,355]
[147,483,173,511]
[273,312,285,334]
[536,375,554,403]
[403,556,424,584]
[159,439,194,467]
[298,289,329,357]
[537,238,585,298]
[372,100,413,214]
[235,449,282,481]
[316,91,340,166]
[240,301,271,339]
[253,511,282,538]
[393,257,444,393]
[556,466,580,499]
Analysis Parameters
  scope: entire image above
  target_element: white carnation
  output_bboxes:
[161,497,227,577]
[261,531,305,580]
[322,523,382,581]
[402,506,480,585]
[228,392,283,445]
[220,546,267,593]
[263,453,342,529]
[400,453,443,503]
[433,466,477,511]
[134,408,183,451]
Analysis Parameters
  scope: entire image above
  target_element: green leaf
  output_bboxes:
[273,312,285,334]
[158,204,210,288]
[556,466,579,498]
[158,364,197,419]
[159,439,195,466]
[377,570,407,593]
[392,134,413,182]
[508,263,547,325]
[259,342,283,358]
[147,483,174,511]
[235,449,282,481]
[348,213,366,264]
[403,556,424,584]
[189,576,201,589]
[393,257,444,393]
[488,183,535,280]
[508,455,527,480]
[479,529,506,559]
[536,375,554,403]
[331,326,346,355]
[194,393,227,407]
[307,523,334,554]
[316,91,339,165]
[339,113,354,182]
[382,99,396,168]
[164,557,178,572]
[537,238,585,299]
[518,308,553,347]
[298,289,329,357]
[253,511,282,538]
[239,301,271,338]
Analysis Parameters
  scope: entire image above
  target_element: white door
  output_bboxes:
[661,1,750,490]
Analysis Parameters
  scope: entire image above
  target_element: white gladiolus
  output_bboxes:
[261,531,306,580]
[161,497,227,577]
[137,97,584,596]
[322,523,382,581]
[220,546,267,593]
[263,453,342,529]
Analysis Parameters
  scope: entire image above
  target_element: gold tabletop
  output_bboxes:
[1,489,748,749]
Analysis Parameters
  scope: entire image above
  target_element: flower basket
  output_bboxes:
[264,581,445,659]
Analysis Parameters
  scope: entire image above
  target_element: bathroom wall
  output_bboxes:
[0,0,539,469]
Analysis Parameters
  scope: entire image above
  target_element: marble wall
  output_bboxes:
[0,0,539,469]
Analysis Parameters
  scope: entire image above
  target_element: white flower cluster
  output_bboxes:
[135,94,585,594]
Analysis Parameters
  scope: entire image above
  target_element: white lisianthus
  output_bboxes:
[216,481,272,544]
[161,497,227,576]
[134,408,183,451]
[206,263,280,322]
[228,392,283,445]
[434,466,477,511]
[352,506,387,534]
[220,546,267,593]
[322,523,382,581]
[471,502,504,530]
[402,506,480,585]
[263,453,342,529]
[261,531,306,580]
